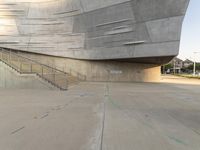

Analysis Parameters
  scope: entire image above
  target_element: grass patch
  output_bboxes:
[175,74,200,79]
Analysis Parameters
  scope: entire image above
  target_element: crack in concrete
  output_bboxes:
[40,114,49,119]
[11,126,25,135]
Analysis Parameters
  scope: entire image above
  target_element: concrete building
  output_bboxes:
[0,0,190,82]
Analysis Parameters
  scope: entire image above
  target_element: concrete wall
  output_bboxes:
[0,0,190,64]
[18,52,161,82]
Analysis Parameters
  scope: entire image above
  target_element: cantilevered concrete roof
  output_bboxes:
[0,0,190,64]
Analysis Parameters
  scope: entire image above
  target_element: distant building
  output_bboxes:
[163,57,197,74]
[183,59,194,68]
[173,57,184,69]
[172,57,183,73]
[163,57,183,74]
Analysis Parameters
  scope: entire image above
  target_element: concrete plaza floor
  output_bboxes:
[0,76,200,150]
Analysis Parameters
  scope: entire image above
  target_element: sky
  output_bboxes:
[179,0,200,62]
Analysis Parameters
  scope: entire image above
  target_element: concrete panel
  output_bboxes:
[146,16,184,42]
[132,0,190,22]
[134,41,180,57]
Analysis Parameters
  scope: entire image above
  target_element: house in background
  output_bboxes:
[164,57,183,74]
[163,57,196,74]
[183,59,194,68]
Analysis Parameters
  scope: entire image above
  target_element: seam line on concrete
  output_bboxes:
[11,126,25,135]
[100,84,109,150]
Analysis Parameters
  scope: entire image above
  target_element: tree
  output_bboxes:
[187,63,200,70]
[183,63,200,73]
[165,64,173,70]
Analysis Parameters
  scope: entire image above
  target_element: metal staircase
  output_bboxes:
[0,48,79,90]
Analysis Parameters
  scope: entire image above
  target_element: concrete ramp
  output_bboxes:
[0,62,55,90]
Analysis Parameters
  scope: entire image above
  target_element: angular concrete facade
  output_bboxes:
[0,0,190,82]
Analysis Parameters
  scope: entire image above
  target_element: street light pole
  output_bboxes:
[193,58,196,76]
[193,52,200,76]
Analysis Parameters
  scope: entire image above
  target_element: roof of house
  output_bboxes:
[183,59,193,63]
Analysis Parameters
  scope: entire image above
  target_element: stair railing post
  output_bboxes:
[52,69,56,84]
[9,49,11,64]
[30,63,33,73]
[67,73,68,90]
[20,58,22,72]
[0,48,2,60]
[42,66,44,77]
[17,55,19,71]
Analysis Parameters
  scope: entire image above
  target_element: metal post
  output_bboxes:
[193,60,196,76]
[42,66,44,76]
[20,58,22,72]
[53,69,56,83]
[30,63,33,73]
[193,52,200,76]
[17,55,19,71]
[0,48,1,58]
[9,49,11,64]
[65,73,68,90]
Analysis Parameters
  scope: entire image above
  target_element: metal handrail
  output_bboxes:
[0,48,68,90]
[2,47,86,81]
[16,52,66,74]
